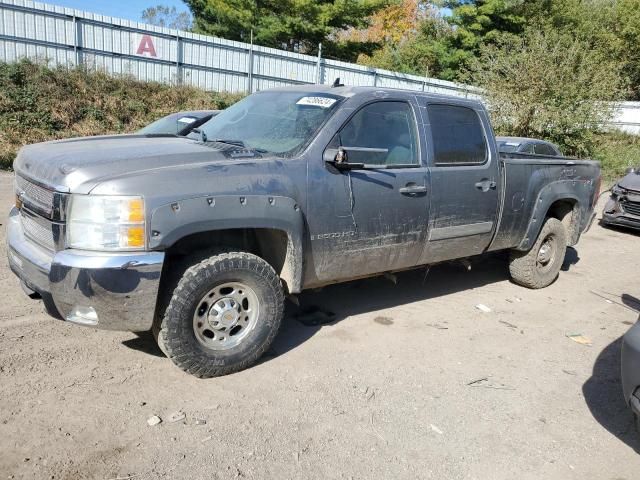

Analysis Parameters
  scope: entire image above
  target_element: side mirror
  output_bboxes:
[335,147,348,165]
[324,147,362,170]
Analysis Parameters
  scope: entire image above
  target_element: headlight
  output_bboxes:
[67,195,146,251]
[612,184,627,197]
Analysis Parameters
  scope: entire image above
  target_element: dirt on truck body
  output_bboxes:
[7,85,601,377]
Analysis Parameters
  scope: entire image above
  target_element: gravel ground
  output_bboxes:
[0,170,639,479]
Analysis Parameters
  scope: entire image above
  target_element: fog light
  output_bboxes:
[66,306,98,326]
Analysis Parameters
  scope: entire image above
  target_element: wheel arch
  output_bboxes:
[149,195,305,293]
[517,181,582,251]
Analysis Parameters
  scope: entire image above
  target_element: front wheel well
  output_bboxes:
[162,228,295,292]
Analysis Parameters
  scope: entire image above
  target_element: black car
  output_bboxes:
[496,136,563,156]
[602,167,640,230]
[138,110,219,136]
[622,320,640,432]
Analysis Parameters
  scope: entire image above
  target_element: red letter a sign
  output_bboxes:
[136,35,157,57]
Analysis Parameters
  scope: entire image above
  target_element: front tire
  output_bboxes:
[157,251,284,378]
[509,217,567,289]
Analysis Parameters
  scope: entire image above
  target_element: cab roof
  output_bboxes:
[262,84,484,108]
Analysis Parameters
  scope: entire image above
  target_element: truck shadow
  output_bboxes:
[269,254,511,357]
[120,250,581,362]
[582,294,640,454]
[561,246,579,271]
[121,331,165,357]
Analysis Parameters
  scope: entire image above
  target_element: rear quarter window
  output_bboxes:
[427,104,488,166]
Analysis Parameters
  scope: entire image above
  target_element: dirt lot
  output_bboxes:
[0,170,639,479]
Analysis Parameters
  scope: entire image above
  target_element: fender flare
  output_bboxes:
[149,195,305,293]
[518,181,581,251]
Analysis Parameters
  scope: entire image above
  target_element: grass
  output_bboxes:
[591,131,640,182]
[0,59,243,169]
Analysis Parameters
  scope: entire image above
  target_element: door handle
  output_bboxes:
[475,179,497,192]
[399,184,427,195]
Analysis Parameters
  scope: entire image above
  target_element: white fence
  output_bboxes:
[609,102,640,135]
[1,0,639,135]
[0,0,479,98]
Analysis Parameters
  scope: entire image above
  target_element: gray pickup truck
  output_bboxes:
[7,85,601,377]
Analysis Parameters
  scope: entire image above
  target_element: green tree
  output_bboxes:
[469,27,626,157]
[616,0,640,99]
[185,0,390,59]
[142,5,193,30]
[497,0,640,99]
[360,0,529,80]
[436,0,526,80]
[357,9,451,77]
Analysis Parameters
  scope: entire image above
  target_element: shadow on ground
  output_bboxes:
[269,254,511,358]
[561,246,580,271]
[120,249,581,363]
[583,293,640,454]
[121,331,165,357]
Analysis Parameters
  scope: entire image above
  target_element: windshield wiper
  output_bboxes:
[212,139,246,148]
[211,139,269,154]
[194,135,269,154]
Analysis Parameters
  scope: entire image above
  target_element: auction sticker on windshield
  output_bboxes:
[296,97,337,108]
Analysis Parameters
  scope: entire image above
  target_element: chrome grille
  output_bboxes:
[15,175,54,216]
[21,211,56,251]
[621,200,640,217]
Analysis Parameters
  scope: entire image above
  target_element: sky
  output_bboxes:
[47,0,190,22]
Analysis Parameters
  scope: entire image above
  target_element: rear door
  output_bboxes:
[418,101,501,264]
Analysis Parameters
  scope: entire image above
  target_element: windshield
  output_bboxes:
[194,91,343,156]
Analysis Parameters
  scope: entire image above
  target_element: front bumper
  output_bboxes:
[622,321,640,419]
[7,207,164,331]
[602,197,640,230]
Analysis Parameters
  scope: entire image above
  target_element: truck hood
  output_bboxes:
[14,134,249,193]
[618,171,640,193]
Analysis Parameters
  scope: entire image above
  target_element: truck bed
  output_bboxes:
[489,153,601,252]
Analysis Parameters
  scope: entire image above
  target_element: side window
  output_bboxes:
[520,143,535,154]
[534,143,556,156]
[334,101,418,166]
[427,104,488,166]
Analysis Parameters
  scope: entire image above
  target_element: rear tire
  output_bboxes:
[509,217,567,289]
[157,251,284,378]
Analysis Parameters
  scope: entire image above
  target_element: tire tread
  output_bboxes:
[157,251,284,378]
[509,217,567,289]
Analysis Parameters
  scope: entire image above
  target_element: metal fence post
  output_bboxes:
[315,43,322,84]
[176,32,182,85]
[73,15,82,67]
[247,30,254,93]
[372,70,377,87]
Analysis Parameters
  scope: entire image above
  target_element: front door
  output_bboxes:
[418,102,501,264]
[306,98,430,284]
